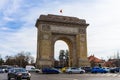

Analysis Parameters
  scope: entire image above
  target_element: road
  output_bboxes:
[0,73,120,80]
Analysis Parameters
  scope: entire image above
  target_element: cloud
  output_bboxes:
[0,27,37,58]
[3,16,14,21]
[52,0,120,60]
[1,0,120,60]
[0,0,8,10]
[2,0,22,16]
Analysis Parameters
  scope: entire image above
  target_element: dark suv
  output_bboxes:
[8,68,31,80]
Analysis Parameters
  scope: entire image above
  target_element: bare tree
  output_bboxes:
[64,50,69,67]
[59,50,65,67]
[4,51,35,67]
[59,50,69,67]
[0,55,4,65]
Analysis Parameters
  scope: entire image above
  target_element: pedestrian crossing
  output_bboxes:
[81,73,120,77]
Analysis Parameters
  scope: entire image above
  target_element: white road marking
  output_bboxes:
[73,79,78,80]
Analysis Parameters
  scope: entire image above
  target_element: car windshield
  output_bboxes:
[15,68,26,72]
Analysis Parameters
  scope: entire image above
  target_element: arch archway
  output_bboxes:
[35,14,90,68]
[54,40,69,67]
[52,34,77,67]
[54,40,68,61]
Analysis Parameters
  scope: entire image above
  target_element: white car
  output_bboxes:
[66,67,85,74]
[25,65,41,73]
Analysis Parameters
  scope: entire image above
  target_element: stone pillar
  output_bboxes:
[36,24,53,68]
[69,41,77,67]
[76,28,90,67]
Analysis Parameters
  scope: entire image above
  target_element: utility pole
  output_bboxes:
[117,51,120,67]
[117,51,120,73]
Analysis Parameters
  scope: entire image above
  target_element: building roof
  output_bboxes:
[88,55,103,63]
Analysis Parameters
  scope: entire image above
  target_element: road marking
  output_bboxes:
[73,79,78,80]
[112,74,118,77]
[81,73,120,77]
[60,78,79,80]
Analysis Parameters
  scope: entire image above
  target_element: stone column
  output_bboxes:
[36,24,53,68]
[76,28,90,67]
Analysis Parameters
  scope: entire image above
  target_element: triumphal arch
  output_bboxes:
[35,14,89,68]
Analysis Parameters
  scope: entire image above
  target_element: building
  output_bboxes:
[88,55,105,67]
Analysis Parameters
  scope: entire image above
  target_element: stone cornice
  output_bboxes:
[35,14,89,28]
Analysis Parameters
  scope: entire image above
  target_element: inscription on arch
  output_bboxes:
[51,25,79,34]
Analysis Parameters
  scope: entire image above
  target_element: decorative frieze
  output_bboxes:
[50,25,79,34]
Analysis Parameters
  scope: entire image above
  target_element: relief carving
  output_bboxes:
[43,34,49,40]
[80,35,85,42]
[79,28,86,34]
[80,37,85,42]
[40,32,50,40]
[42,24,50,31]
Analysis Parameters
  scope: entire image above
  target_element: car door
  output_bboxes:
[8,69,16,78]
[71,68,79,73]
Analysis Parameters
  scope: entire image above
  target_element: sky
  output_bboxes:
[0,0,120,61]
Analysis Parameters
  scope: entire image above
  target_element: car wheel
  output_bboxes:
[36,71,39,73]
[27,78,30,80]
[8,77,11,80]
[80,71,84,74]
[16,77,22,80]
[95,71,97,73]
[68,71,72,74]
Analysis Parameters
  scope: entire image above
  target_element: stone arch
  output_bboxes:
[52,34,76,67]
[35,14,90,68]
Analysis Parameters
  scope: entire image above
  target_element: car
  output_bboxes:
[25,65,41,73]
[6,66,15,73]
[0,66,6,73]
[110,67,120,73]
[61,67,68,73]
[42,68,60,74]
[0,68,5,73]
[8,68,31,80]
[66,67,85,74]
[91,67,108,73]
[81,67,92,73]
[102,67,110,72]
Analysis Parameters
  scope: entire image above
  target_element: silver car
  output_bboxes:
[66,67,85,74]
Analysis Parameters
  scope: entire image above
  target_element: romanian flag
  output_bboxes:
[60,9,63,13]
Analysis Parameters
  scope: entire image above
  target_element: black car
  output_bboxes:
[8,68,31,80]
[110,67,120,73]
[81,67,92,73]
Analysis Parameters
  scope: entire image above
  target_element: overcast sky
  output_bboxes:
[0,0,120,60]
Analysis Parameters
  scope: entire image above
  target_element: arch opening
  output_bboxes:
[54,40,70,67]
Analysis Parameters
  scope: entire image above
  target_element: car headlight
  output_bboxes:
[28,73,31,77]
[18,73,22,76]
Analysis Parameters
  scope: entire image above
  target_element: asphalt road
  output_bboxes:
[1,73,120,80]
